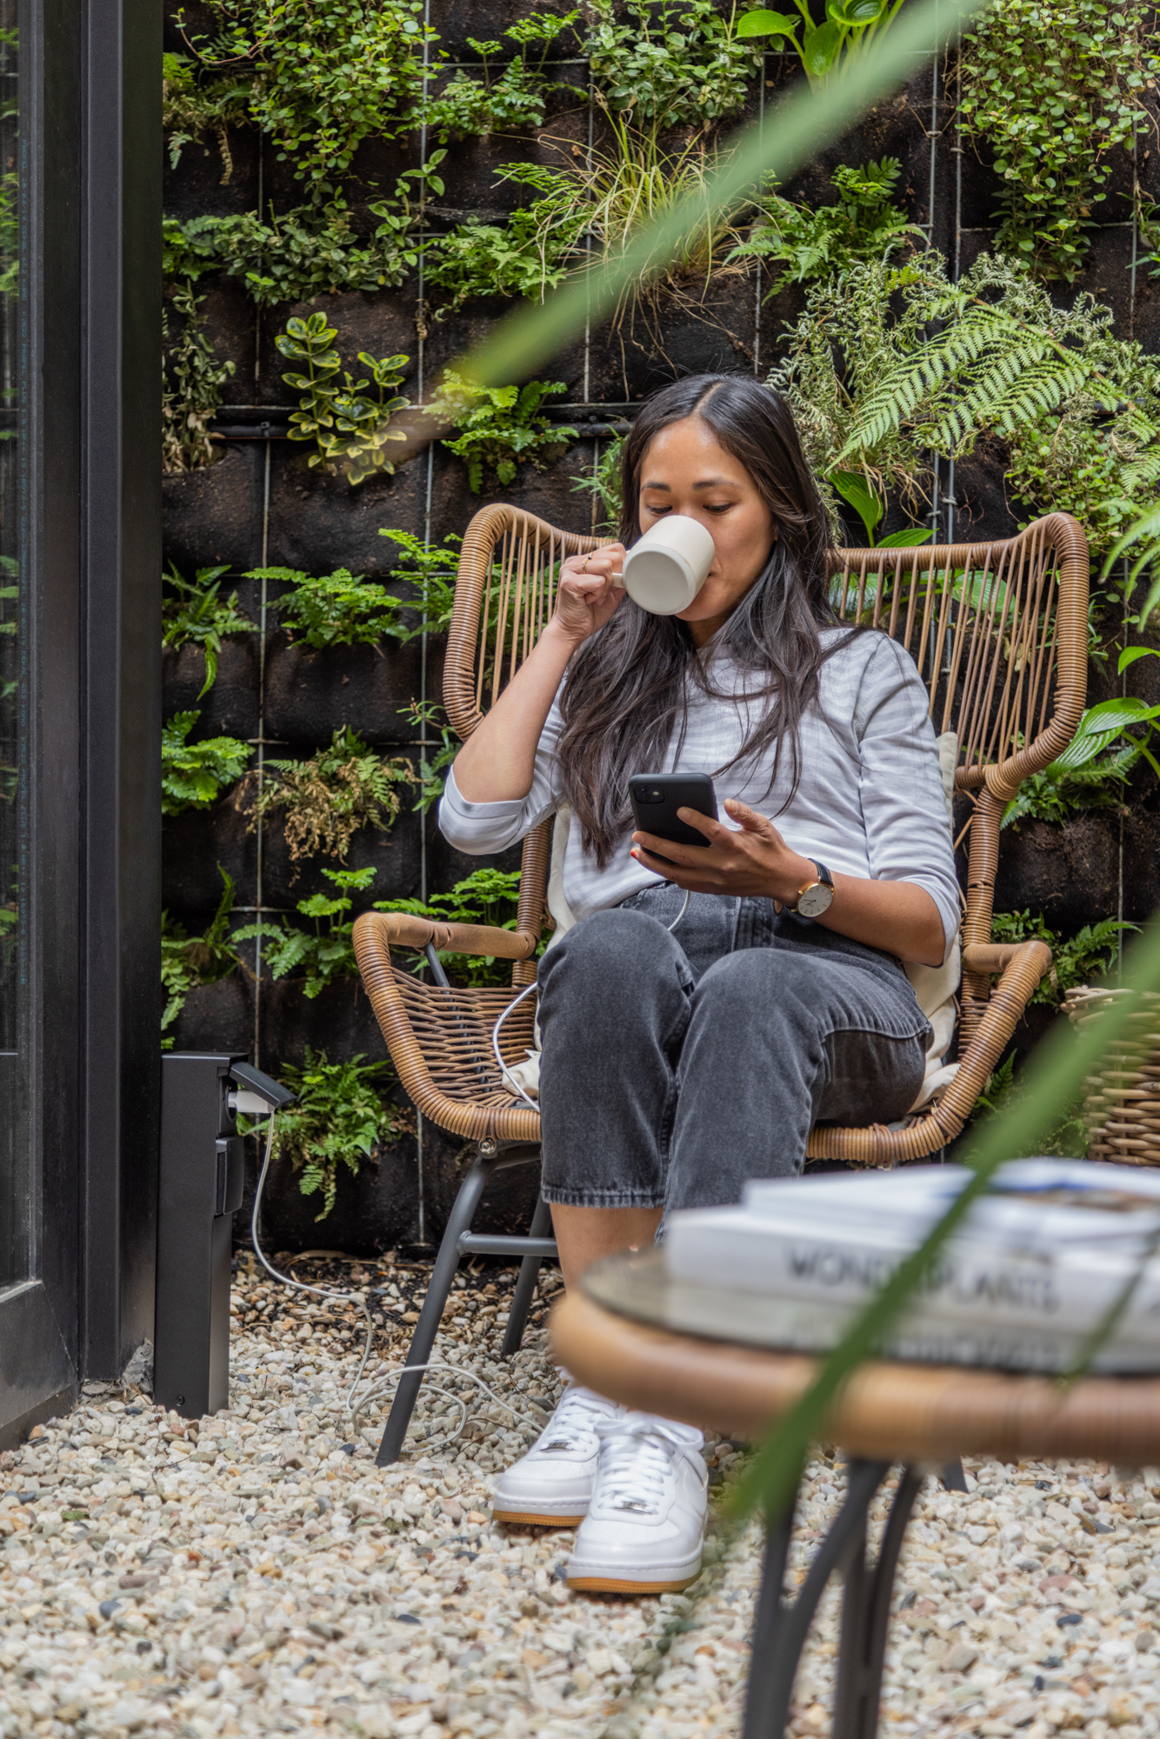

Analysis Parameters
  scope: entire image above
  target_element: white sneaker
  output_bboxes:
[565,1412,708,1594]
[491,1385,624,1526]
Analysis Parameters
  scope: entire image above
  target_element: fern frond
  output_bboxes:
[925,334,1050,450]
[1121,446,1160,493]
[932,353,1088,450]
[992,357,1091,434]
[838,306,1026,460]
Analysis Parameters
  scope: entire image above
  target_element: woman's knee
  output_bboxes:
[695,946,818,1012]
[539,907,676,998]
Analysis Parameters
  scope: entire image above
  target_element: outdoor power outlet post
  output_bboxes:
[154,1053,293,1418]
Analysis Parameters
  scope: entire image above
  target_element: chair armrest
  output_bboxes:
[933,937,1053,1132]
[962,941,1052,977]
[353,910,540,961]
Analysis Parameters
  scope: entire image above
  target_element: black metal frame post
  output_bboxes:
[78,0,162,1379]
[0,0,83,1450]
[742,1460,927,1739]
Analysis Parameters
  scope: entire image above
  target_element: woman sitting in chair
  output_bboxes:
[439,373,958,1596]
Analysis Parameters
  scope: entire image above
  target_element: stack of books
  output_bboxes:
[662,1159,1160,1373]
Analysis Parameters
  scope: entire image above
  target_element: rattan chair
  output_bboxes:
[354,505,1090,1463]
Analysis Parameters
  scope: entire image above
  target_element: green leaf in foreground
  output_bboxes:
[725,910,1160,1526]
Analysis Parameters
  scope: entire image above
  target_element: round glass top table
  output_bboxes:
[551,1251,1160,1739]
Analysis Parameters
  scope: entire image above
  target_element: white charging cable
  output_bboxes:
[248,1112,548,1449]
[490,886,691,1113]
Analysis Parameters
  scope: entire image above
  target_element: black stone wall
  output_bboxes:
[162,5,1160,1248]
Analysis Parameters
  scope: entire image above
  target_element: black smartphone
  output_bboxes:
[628,773,718,855]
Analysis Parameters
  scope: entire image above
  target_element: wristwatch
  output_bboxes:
[788,859,834,920]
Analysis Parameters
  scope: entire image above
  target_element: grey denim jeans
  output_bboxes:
[536,882,933,1214]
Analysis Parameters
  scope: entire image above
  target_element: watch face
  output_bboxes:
[796,883,834,919]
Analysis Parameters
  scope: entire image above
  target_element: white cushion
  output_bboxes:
[904,731,961,1109]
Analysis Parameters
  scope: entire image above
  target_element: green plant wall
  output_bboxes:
[160,0,1160,1247]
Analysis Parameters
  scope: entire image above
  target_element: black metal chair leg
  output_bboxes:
[375,1153,493,1466]
[501,1194,556,1356]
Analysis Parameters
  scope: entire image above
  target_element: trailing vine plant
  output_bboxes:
[424,203,579,313]
[170,0,434,189]
[584,0,759,126]
[163,172,440,307]
[957,0,1158,281]
[424,0,764,332]
[161,285,235,473]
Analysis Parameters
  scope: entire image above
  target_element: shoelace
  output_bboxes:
[592,1417,691,1514]
[535,1388,620,1454]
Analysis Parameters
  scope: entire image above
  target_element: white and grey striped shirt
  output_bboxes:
[439,628,961,959]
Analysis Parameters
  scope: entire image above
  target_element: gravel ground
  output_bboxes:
[3,1251,1160,1739]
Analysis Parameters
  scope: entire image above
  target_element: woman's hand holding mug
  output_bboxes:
[552,543,627,645]
[552,516,717,645]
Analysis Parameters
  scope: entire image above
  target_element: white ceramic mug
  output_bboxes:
[620,515,715,615]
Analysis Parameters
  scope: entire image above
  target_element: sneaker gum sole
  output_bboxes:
[492,1506,585,1528]
[566,1570,702,1595]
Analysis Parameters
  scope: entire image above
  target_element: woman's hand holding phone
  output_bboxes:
[631,796,816,905]
[551,543,627,647]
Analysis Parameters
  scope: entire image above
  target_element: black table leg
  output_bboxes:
[742,1459,925,1739]
[831,1464,924,1739]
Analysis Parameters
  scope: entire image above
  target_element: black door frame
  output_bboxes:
[79,0,163,1380]
[0,0,161,1448]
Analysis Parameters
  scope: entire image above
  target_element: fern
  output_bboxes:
[161,867,238,1045]
[374,867,525,987]
[1002,747,1141,829]
[990,910,1136,1007]
[774,252,1160,571]
[238,727,416,862]
[838,303,1018,457]
[242,1048,408,1220]
[161,711,252,814]
[986,357,1091,438]
[1104,504,1160,627]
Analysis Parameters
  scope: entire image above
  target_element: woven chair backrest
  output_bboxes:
[829,515,1088,798]
[443,505,1089,982]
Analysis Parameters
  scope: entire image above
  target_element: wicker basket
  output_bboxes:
[1063,986,1160,1167]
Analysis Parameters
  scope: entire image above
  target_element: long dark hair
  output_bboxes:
[557,374,841,866]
